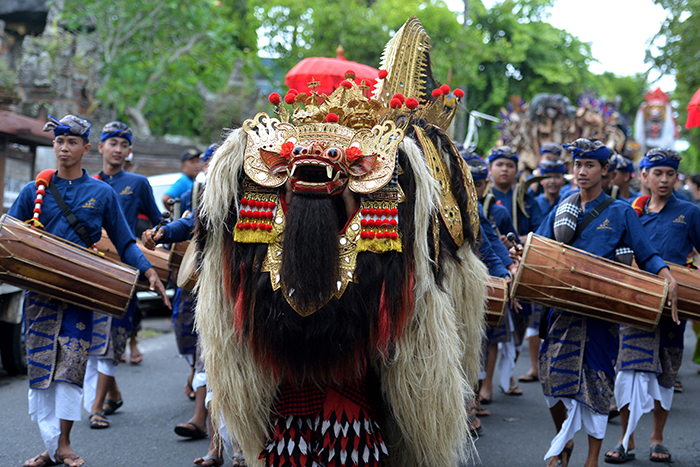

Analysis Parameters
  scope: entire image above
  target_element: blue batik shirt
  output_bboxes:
[484,198,520,244]
[97,170,162,235]
[534,193,560,218]
[9,170,151,273]
[478,203,511,278]
[639,194,700,267]
[492,185,544,235]
[537,191,667,274]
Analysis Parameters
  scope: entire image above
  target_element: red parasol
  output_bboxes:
[285,45,379,95]
[685,86,700,129]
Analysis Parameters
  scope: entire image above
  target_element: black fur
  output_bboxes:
[280,194,340,313]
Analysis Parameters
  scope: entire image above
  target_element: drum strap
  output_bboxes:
[570,197,615,244]
[47,181,94,248]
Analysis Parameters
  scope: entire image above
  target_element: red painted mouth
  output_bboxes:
[289,157,348,195]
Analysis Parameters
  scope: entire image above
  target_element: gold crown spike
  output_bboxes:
[243,113,296,187]
[373,16,431,106]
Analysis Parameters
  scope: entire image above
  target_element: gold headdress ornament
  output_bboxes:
[242,16,465,198]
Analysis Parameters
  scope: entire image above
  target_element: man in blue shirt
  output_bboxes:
[488,146,544,236]
[83,121,164,430]
[162,148,202,211]
[535,138,677,467]
[12,115,169,467]
[608,154,638,204]
[605,148,696,464]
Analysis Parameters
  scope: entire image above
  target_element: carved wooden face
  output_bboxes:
[260,141,376,195]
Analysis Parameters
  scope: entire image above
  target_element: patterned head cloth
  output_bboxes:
[487,146,519,165]
[608,154,635,173]
[563,138,610,160]
[538,159,567,175]
[202,143,219,163]
[43,114,91,140]
[465,155,488,180]
[540,142,562,157]
[643,148,681,171]
[101,121,133,145]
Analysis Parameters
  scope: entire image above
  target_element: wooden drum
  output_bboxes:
[176,241,199,291]
[95,229,170,288]
[485,276,507,327]
[168,240,190,276]
[511,233,667,331]
[0,215,138,318]
[665,263,700,321]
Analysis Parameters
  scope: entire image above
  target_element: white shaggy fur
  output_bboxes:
[196,129,487,467]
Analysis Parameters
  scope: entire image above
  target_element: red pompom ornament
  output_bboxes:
[340,80,353,89]
[432,88,443,98]
[378,69,388,79]
[405,97,419,110]
[454,88,465,98]
[284,93,296,104]
[280,141,295,159]
[392,93,405,104]
[288,88,299,96]
[344,70,356,80]
[346,146,363,162]
[440,84,450,94]
[268,93,281,105]
[326,113,339,123]
[389,98,402,109]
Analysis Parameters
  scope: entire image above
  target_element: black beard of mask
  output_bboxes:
[280,194,340,313]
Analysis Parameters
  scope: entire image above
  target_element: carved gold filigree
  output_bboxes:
[414,126,464,247]
[242,113,296,188]
[348,120,404,194]
[373,16,431,105]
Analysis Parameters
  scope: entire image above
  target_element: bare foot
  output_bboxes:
[130,341,143,364]
[57,451,85,467]
[194,453,223,466]
[232,441,247,466]
[24,451,60,467]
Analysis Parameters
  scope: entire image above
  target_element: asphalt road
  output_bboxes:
[1,318,699,467]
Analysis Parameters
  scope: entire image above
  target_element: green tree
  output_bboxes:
[648,0,700,171]
[61,0,260,137]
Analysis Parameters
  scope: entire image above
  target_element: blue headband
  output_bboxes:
[488,146,519,164]
[465,156,489,180]
[644,148,681,171]
[563,138,610,160]
[608,154,634,173]
[538,160,566,174]
[101,121,133,145]
[540,142,562,156]
[43,114,91,139]
[202,143,218,163]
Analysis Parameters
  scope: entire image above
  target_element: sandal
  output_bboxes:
[479,393,492,405]
[649,444,672,463]
[517,373,539,383]
[89,412,109,429]
[674,380,683,393]
[604,443,635,464]
[503,385,523,396]
[232,452,247,466]
[558,441,574,467]
[103,398,123,415]
[174,421,207,439]
[195,455,224,467]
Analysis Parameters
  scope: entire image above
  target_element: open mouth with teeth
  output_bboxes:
[289,157,348,194]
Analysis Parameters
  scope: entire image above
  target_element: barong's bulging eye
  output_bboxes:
[294,146,303,155]
[325,148,342,162]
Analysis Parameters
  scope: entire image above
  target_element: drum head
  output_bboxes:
[177,241,198,289]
